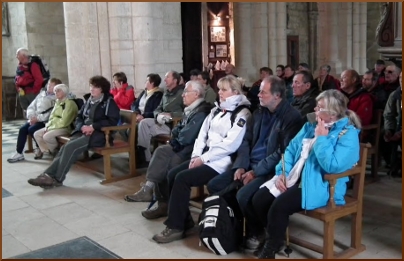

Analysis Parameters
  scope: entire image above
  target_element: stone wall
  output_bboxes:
[26,2,68,84]
[2,2,27,77]
[64,2,183,97]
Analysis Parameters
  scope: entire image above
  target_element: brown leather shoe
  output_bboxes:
[28,173,63,188]
[152,226,184,243]
[141,201,168,220]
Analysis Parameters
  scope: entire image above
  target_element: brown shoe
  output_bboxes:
[152,226,184,243]
[28,173,63,188]
[141,201,168,220]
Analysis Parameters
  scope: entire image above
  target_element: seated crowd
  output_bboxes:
[8,49,402,258]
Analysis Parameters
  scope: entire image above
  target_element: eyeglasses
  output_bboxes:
[386,70,394,74]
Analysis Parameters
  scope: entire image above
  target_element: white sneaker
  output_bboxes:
[7,152,25,163]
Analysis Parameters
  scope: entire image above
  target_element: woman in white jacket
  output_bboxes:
[7,78,60,163]
[152,75,252,244]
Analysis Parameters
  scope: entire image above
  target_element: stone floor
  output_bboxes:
[2,120,402,259]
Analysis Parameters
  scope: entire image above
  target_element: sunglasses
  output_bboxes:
[386,70,394,74]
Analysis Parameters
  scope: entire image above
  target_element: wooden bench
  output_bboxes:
[360,109,382,181]
[56,109,139,184]
[289,143,371,259]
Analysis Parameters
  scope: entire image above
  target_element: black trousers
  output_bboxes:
[163,160,218,230]
[251,182,303,245]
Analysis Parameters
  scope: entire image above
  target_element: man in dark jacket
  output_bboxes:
[125,81,212,210]
[383,72,402,175]
[362,70,388,110]
[207,76,303,249]
[27,76,120,188]
[290,71,319,123]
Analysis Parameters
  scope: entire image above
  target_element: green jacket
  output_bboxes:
[205,85,218,105]
[46,99,78,131]
[154,86,184,118]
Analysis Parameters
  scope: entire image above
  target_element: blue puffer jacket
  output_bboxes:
[274,117,360,210]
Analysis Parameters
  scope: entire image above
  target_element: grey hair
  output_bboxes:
[316,89,362,129]
[16,48,29,56]
[54,84,70,96]
[185,80,205,98]
[263,75,286,99]
[320,64,331,73]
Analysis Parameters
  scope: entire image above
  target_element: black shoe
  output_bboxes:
[257,240,282,259]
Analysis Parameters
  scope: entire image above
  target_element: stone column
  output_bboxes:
[234,2,254,83]
[252,2,268,69]
[276,2,287,65]
[201,2,209,68]
[359,2,367,72]
[64,2,102,96]
[346,3,353,68]
[268,2,278,70]
[352,2,361,71]
[308,8,318,72]
[394,2,402,46]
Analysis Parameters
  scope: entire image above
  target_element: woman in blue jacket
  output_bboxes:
[251,89,362,259]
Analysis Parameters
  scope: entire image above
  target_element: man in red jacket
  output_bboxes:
[15,48,44,110]
[110,72,135,110]
[340,69,374,126]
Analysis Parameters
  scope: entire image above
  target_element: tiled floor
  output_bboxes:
[2,120,403,259]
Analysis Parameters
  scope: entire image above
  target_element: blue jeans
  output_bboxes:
[16,122,45,154]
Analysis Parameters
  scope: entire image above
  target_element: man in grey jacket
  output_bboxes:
[136,70,185,165]
[125,81,212,208]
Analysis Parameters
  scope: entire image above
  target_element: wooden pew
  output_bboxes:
[360,109,382,181]
[289,143,371,259]
[56,109,139,184]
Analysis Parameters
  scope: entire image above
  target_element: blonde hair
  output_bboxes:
[217,75,242,94]
[315,89,362,129]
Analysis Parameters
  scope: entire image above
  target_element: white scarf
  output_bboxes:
[260,137,317,197]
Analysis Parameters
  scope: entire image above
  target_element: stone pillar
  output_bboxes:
[252,2,268,69]
[268,2,278,70]
[346,3,353,69]
[352,2,361,71]
[276,2,287,65]
[64,2,102,96]
[108,2,133,86]
[308,8,318,72]
[359,2,368,72]
[394,2,402,46]
[234,2,254,83]
[63,2,183,96]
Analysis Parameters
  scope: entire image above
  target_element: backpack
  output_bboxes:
[212,104,250,128]
[198,180,244,255]
[60,98,84,129]
[29,55,50,88]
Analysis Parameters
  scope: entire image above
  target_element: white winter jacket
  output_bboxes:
[192,94,252,174]
[26,90,56,122]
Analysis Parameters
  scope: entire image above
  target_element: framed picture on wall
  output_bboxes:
[216,44,227,58]
[210,26,226,42]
